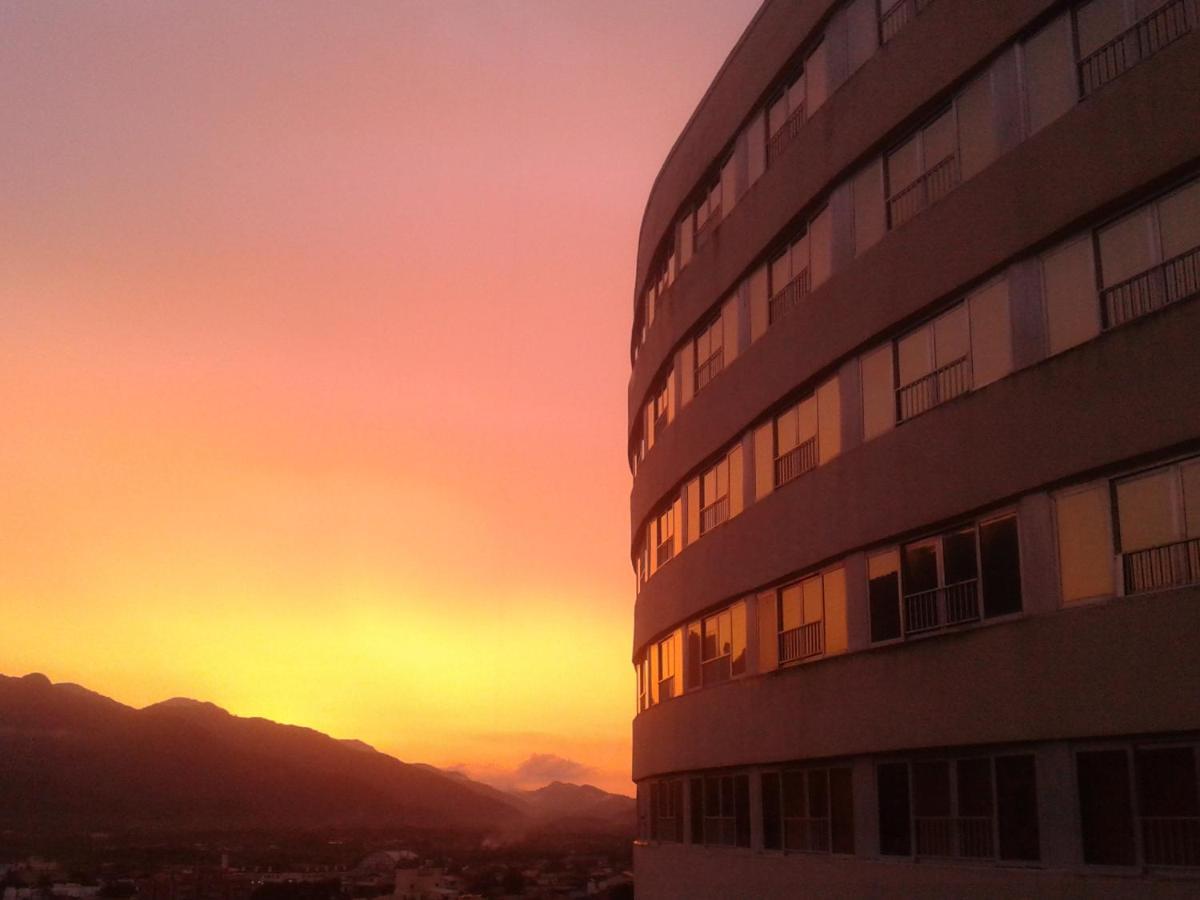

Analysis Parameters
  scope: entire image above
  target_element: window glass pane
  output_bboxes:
[731,601,747,676]
[702,617,718,659]
[809,207,833,289]
[686,621,702,689]
[878,763,912,856]
[902,540,939,594]
[846,0,879,74]
[943,529,978,585]
[768,95,788,136]
[969,279,1013,388]
[718,610,731,655]
[817,377,842,465]
[887,135,921,195]
[957,758,994,817]
[957,69,995,182]
[796,395,818,443]
[747,112,766,185]
[869,550,902,642]
[830,768,855,854]
[1023,13,1078,135]
[801,575,824,624]
[853,159,886,256]
[735,775,752,848]
[996,755,1040,861]
[788,73,806,118]
[779,584,803,632]
[1117,468,1181,552]
[720,155,738,217]
[1077,750,1136,865]
[1182,459,1200,538]
[1042,235,1100,355]
[783,771,805,817]
[808,770,830,818]
[1055,485,1115,602]
[898,327,933,386]
[1099,207,1156,287]
[861,345,896,440]
[770,251,790,294]
[934,303,969,367]
[1136,747,1199,818]
[823,568,848,654]
[1157,179,1200,260]
[689,778,704,843]
[776,405,800,454]
[790,232,810,278]
[762,773,782,850]
[981,516,1023,617]
[912,761,951,817]
[1077,0,1129,59]
[806,39,829,114]
[923,109,957,169]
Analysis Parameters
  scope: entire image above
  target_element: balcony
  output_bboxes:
[1122,537,1200,594]
[1141,816,1200,866]
[766,104,806,166]
[695,347,724,392]
[916,816,993,858]
[774,435,818,487]
[768,269,810,325]
[699,495,730,535]
[903,579,980,634]
[779,620,824,664]
[1102,244,1200,329]
[1079,0,1194,96]
[896,355,971,422]
[888,152,960,228]
[881,0,932,44]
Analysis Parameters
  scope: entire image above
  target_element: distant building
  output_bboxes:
[629,0,1200,896]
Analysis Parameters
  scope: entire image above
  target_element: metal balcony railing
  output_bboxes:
[695,347,724,392]
[700,495,730,535]
[903,579,980,634]
[1123,537,1200,594]
[1079,0,1194,96]
[768,268,811,325]
[655,539,674,568]
[1102,244,1200,329]
[916,816,993,857]
[774,435,819,487]
[779,620,824,664]
[784,817,831,852]
[888,152,960,228]
[881,0,933,44]
[1141,816,1200,867]
[896,355,971,422]
[767,104,806,165]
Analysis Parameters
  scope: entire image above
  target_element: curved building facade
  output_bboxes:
[627,0,1200,896]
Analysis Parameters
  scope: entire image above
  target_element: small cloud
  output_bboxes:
[513,753,597,787]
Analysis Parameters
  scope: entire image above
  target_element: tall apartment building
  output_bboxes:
[627,1,1200,895]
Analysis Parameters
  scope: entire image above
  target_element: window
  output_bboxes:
[886,107,959,227]
[773,395,818,487]
[1021,11,1077,135]
[635,533,650,594]
[1097,178,1200,329]
[694,315,724,392]
[895,281,1012,422]
[654,506,675,568]
[756,377,840,498]
[1115,457,1200,594]
[768,230,811,324]
[1076,0,1195,96]
[868,549,902,642]
[806,39,830,116]
[1054,483,1116,603]
[693,177,723,249]
[696,602,746,687]
[635,650,650,713]
[654,631,680,702]
[762,767,855,854]
[777,568,848,664]
[896,515,1021,636]
[652,371,673,437]
[860,344,896,440]
[881,755,1040,861]
[1041,235,1100,355]
[845,0,880,74]
[766,69,807,164]
[852,159,886,257]
[690,773,751,847]
[649,779,684,842]
[699,457,730,535]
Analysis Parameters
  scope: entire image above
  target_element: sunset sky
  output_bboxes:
[0,1,761,795]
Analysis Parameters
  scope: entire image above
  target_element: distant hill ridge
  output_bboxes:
[0,672,633,835]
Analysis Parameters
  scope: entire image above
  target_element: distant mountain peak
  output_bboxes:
[143,697,231,716]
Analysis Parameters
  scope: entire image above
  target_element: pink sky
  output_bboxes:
[0,1,761,795]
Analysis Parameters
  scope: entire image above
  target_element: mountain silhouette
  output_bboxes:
[0,672,541,832]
